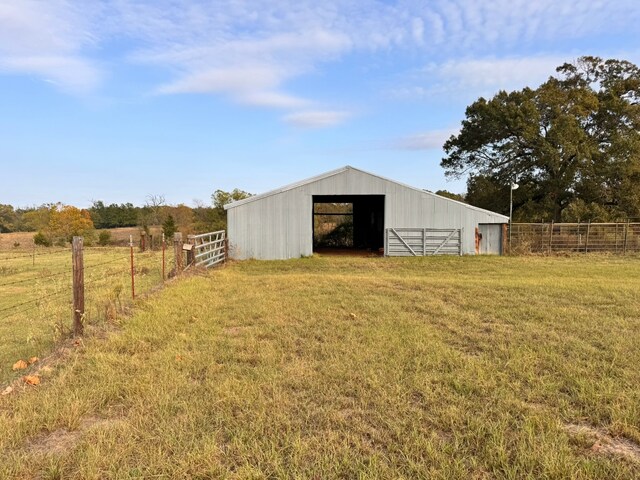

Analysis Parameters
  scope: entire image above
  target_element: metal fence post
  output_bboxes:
[129,235,135,299]
[623,221,629,254]
[585,220,591,253]
[162,233,166,281]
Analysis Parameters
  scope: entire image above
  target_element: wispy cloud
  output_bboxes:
[0,1,103,93]
[422,56,566,98]
[1,0,639,110]
[391,128,459,151]
[283,110,352,128]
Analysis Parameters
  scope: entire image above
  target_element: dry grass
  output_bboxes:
[0,246,172,384]
[0,227,164,250]
[0,255,639,479]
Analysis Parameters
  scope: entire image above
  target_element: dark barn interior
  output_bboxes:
[312,195,385,253]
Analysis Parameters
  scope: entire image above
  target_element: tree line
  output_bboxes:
[0,189,252,245]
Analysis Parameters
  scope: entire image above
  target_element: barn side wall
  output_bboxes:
[227,169,507,260]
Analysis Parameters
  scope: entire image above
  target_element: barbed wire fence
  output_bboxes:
[0,234,189,382]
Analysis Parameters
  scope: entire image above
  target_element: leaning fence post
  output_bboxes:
[72,236,84,336]
[174,232,184,272]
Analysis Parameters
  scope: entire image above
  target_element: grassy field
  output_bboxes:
[0,246,171,384]
[0,255,639,478]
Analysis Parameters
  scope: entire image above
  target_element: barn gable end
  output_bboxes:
[225,166,508,259]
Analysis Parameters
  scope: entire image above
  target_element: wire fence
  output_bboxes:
[509,222,640,254]
[0,239,181,385]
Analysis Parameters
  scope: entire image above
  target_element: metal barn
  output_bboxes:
[224,166,508,259]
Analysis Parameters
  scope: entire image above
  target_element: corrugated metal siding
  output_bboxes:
[227,168,507,259]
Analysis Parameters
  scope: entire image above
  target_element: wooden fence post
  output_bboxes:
[72,236,84,336]
[174,232,183,272]
[548,221,554,254]
[186,235,196,266]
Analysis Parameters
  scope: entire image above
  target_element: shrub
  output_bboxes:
[162,215,177,239]
[33,231,52,247]
[98,230,112,246]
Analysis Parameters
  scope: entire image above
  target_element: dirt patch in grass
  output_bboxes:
[565,423,640,464]
[27,417,121,455]
[223,325,251,336]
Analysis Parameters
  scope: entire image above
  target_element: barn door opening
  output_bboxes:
[312,195,384,255]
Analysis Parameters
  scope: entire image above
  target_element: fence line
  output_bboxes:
[0,228,225,380]
[509,222,640,254]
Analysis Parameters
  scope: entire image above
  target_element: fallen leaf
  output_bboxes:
[28,357,39,365]
[175,355,183,362]
[12,360,28,370]
[23,375,40,386]
[1,386,13,396]
[349,313,357,319]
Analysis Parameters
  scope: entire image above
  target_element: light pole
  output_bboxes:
[509,180,519,251]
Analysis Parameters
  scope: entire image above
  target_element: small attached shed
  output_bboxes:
[224,166,508,259]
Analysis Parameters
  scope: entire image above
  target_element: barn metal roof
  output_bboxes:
[223,165,508,219]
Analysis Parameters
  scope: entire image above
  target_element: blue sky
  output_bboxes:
[1,0,639,208]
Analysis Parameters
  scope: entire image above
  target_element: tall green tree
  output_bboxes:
[0,204,17,232]
[442,56,640,221]
[211,189,253,209]
[162,215,177,239]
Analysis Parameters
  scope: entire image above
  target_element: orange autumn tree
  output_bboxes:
[46,204,95,244]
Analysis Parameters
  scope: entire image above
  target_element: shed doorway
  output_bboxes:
[312,195,385,255]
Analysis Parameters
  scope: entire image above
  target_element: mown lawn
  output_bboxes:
[0,255,639,479]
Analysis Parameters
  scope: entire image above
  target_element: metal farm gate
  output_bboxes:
[187,230,226,268]
[385,228,462,256]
